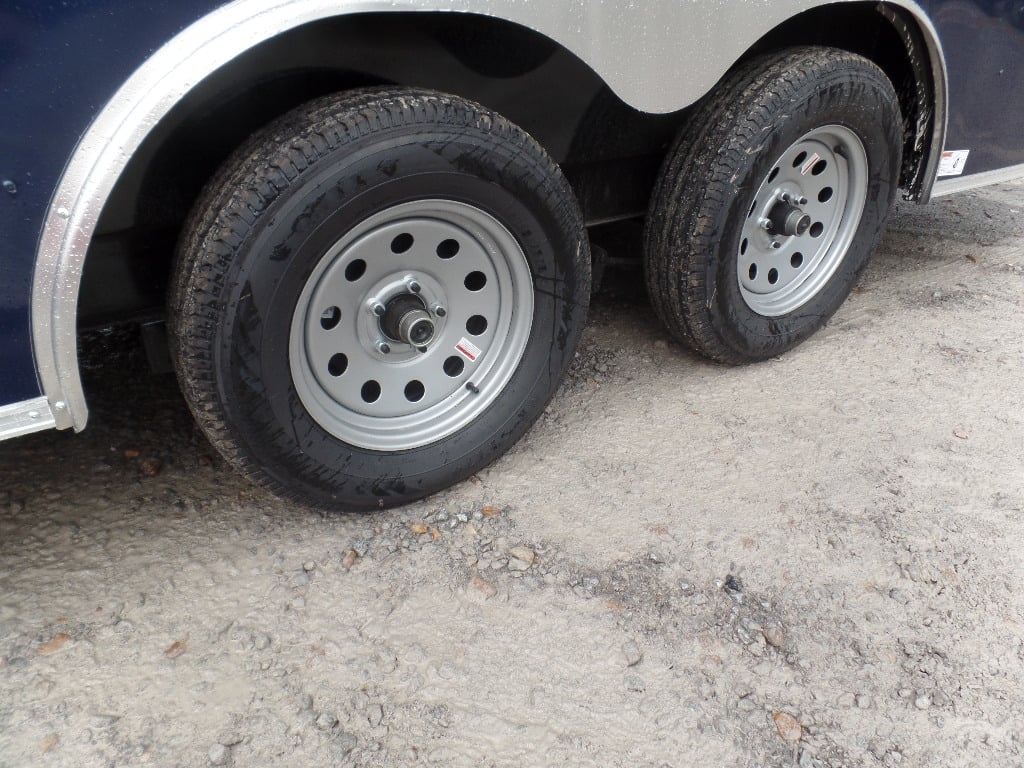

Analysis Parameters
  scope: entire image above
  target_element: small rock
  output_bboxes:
[836,692,856,708]
[762,626,784,648]
[722,574,744,601]
[37,633,71,655]
[624,675,645,692]
[469,575,497,599]
[164,639,188,659]
[341,549,358,569]
[678,579,695,596]
[622,641,643,667]
[856,694,873,709]
[410,523,429,535]
[218,731,244,747]
[773,712,802,742]
[367,704,384,727]
[914,693,931,710]
[316,713,338,731]
[40,734,59,753]
[207,743,228,765]
[140,457,163,477]
[509,546,535,564]
[889,588,912,605]
[291,571,310,587]
[302,561,316,572]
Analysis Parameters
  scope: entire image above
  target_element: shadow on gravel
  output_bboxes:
[3,185,1020,517]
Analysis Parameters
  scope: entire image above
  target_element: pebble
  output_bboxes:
[914,693,932,710]
[509,546,535,564]
[856,694,873,709]
[508,557,532,573]
[772,712,802,743]
[316,713,338,731]
[367,704,384,727]
[335,732,357,757]
[291,571,310,587]
[889,588,912,605]
[302,561,316,572]
[207,743,228,765]
[762,626,784,648]
[836,692,856,708]
[622,641,643,667]
[469,575,497,599]
[624,675,645,692]
[678,579,695,596]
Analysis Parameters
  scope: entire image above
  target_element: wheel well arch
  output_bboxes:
[38,1,945,432]
[741,2,943,203]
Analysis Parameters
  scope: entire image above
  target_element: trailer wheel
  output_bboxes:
[644,47,902,363]
[169,88,589,510]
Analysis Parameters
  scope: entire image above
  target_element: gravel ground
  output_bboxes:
[2,182,1023,768]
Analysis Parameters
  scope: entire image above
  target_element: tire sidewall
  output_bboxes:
[213,128,587,507]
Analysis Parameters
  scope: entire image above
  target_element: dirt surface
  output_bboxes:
[2,182,1023,768]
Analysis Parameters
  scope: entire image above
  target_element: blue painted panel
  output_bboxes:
[0,0,223,405]
[930,0,1024,173]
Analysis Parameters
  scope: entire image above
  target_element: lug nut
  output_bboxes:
[771,241,781,250]
[432,303,447,318]
[377,340,391,354]
[369,300,385,317]
[407,278,422,294]
[758,217,773,232]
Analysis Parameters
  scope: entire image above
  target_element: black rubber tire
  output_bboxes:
[644,47,902,364]
[169,88,590,511]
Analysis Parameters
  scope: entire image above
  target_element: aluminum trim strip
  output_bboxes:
[32,0,946,432]
[931,163,1024,197]
[0,397,57,441]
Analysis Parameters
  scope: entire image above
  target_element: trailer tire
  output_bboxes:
[169,88,589,510]
[644,47,902,363]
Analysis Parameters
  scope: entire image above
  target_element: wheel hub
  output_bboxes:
[379,293,436,349]
[737,125,868,317]
[767,195,812,237]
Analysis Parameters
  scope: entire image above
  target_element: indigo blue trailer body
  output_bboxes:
[2,1,1022,507]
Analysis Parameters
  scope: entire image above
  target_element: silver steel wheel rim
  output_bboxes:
[737,125,868,317]
[289,199,534,451]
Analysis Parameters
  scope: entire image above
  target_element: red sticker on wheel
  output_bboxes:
[800,153,821,176]
[455,337,481,361]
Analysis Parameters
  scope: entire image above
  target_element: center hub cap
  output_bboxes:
[381,294,436,348]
